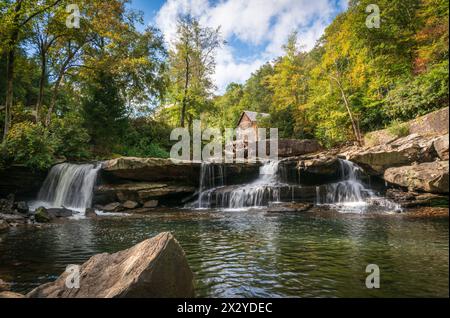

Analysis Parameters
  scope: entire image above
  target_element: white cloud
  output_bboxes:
[155,0,348,93]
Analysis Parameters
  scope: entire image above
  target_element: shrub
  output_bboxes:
[49,112,91,160]
[387,120,410,138]
[2,121,58,170]
[385,61,449,121]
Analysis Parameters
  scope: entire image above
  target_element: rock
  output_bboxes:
[85,208,97,218]
[101,157,200,185]
[15,201,29,214]
[138,185,196,202]
[0,220,9,231]
[281,155,342,185]
[0,166,47,198]
[143,200,159,208]
[0,194,15,214]
[0,279,10,292]
[122,201,139,210]
[0,291,25,298]
[101,202,123,212]
[27,232,195,298]
[345,134,439,175]
[34,207,52,223]
[433,134,449,160]
[267,203,313,213]
[47,208,73,218]
[386,189,449,208]
[384,161,449,194]
[94,183,196,207]
[277,139,322,157]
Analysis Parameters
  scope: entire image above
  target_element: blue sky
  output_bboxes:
[129,0,348,93]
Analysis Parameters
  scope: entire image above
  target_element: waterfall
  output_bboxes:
[32,163,101,213]
[198,162,225,208]
[316,159,401,213]
[196,160,285,209]
[193,158,400,213]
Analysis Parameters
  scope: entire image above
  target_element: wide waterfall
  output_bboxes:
[31,163,101,213]
[194,159,400,213]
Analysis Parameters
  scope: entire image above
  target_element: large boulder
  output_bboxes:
[101,157,200,185]
[0,291,25,298]
[27,232,195,298]
[345,134,438,175]
[94,183,196,207]
[277,139,322,157]
[433,134,449,160]
[384,161,449,194]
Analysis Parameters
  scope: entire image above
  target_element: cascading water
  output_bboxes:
[30,163,101,213]
[193,158,400,213]
[316,159,401,213]
[195,160,286,209]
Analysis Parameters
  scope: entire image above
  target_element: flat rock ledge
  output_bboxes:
[26,232,195,298]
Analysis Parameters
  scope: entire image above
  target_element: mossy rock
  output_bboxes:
[34,207,52,223]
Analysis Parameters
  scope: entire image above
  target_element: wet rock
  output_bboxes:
[384,161,449,194]
[386,188,449,208]
[345,134,439,175]
[27,232,195,298]
[94,183,196,207]
[143,200,159,208]
[85,208,97,218]
[433,134,449,160]
[34,207,52,223]
[267,203,313,213]
[0,279,10,292]
[122,201,139,209]
[15,201,29,214]
[0,220,9,231]
[101,202,123,212]
[0,291,25,298]
[0,194,15,214]
[47,208,74,218]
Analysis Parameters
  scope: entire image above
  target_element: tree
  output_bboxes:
[1,0,62,140]
[81,71,127,154]
[168,15,222,127]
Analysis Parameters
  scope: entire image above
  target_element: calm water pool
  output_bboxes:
[0,209,448,297]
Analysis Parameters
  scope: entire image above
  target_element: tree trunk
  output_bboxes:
[180,56,190,128]
[332,76,362,146]
[45,72,63,127]
[36,48,46,123]
[3,48,15,140]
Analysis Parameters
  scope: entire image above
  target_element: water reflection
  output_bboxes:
[0,210,448,297]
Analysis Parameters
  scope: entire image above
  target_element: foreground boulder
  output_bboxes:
[0,291,25,298]
[27,232,195,298]
[384,161,449,194]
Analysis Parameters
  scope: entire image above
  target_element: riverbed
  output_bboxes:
[0,208,448,297]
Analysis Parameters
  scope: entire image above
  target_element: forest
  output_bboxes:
[0,0,448,170]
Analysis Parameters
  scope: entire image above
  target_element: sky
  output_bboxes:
[130,0,349,94]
